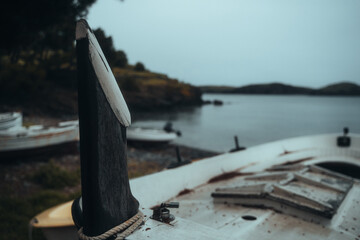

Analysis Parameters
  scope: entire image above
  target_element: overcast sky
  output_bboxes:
[87,0,360,88]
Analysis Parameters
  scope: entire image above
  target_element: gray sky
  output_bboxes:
[87,0,360,88]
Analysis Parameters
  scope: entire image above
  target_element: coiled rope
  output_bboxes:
[78,211,143,240]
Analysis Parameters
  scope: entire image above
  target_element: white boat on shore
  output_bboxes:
[0,120,79,159]
[127,127,178,144]
[0,112,22,130]
[31,131,360,240]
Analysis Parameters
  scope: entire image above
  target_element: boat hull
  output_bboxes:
[0,112,22,130]
[0,122,79,160]
[127,128,177,145]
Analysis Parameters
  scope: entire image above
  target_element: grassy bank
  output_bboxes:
[0,159,81,240]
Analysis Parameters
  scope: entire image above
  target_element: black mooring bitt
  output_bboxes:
[151,202,179,223]
[234,136,240,149]
[176,146,182,163]
[230,135,246,152]
[72,19,139,237]
[167,146,191,169]
[337,127,351,147]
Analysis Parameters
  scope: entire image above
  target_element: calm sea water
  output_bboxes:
[132,94,360,152]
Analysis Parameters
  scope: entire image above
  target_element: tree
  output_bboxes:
[134,62,145,72]
[0,0,96,59]
[114,50,128,68]
[93,29,128,68]
[93,28,116,64]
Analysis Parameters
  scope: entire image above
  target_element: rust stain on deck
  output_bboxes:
[208,171,253,183]
[279,150,294,156]
[177,188,194,197]
[281,157,314,165]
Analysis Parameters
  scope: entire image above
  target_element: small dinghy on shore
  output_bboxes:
[0,120,79,159]
[0,112,22,130]
[30,20,360,240]
[127,127,178,145]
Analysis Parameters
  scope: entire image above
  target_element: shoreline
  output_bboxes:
[0,142,219,198]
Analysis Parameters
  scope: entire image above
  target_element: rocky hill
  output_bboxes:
[311,82,360,96]
[199,85,235,93]
[232,83,312,94]
[200,82,360,96]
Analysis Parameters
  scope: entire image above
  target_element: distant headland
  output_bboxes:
[200,82,360,96]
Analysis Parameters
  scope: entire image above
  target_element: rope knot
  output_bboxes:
[78,211,143,240]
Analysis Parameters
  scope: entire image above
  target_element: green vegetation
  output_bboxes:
[29,160,80,189]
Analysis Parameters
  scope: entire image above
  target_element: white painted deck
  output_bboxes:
[34,133,360,240]
[129,133,360,239]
